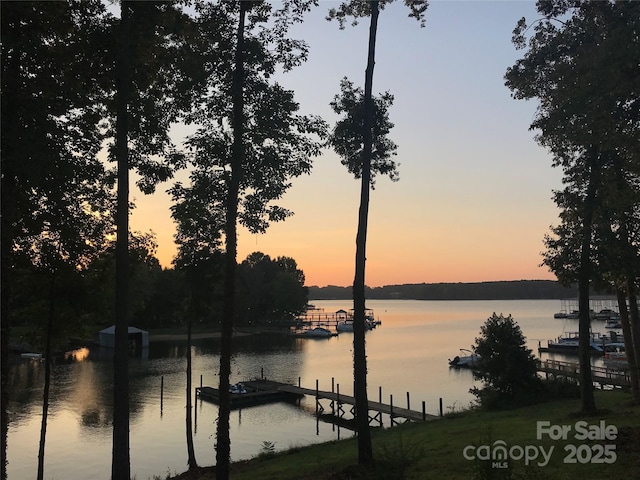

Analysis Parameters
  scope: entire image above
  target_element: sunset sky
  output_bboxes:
[130,1,563,288]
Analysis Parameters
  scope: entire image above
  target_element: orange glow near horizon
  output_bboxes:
[142,194,557,288]
[128,1,562,290]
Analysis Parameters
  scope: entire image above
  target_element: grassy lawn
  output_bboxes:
[171,389,640,480]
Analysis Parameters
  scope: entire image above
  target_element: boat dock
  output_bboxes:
[196,379,304,409]
[196,378,440,426]
[294,308,380,330]
[287,379,439,427]
[538,359,631,388]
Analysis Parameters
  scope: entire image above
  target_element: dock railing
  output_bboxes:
[538,359,631,388]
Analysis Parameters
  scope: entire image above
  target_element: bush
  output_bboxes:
[471,313,541,409]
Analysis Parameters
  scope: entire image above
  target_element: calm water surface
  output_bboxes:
[7,299,609,480]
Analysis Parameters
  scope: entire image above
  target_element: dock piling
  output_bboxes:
[331,378,335,416]
[160,376,164,414]
[390,394,395,426]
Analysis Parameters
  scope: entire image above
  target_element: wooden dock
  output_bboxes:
[280,382,439,426]
[195,380,303,409]
[197,378,439,426]
[294,308,380,329]
[538,359,631,388]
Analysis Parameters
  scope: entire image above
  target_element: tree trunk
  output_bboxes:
[352,0,379,467]
[37,274,56,480]
[0,10,21,477]
[577,148,599,414]
[627,283,640,395]
[112,2,131,479]
[186,319,197,470]
[215,3,246,479]
[0,222,11,480]
[617,288,639,403]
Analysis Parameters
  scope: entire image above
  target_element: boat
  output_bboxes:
[604,343,626,361]
[541,331,618,355]
[336,321,354,332]
[346,308,380,329]
[605,317,622,329]
[448,349,480,369]
[554,310,568,319]
[566,309,596,320]
[20,353,43,360]
[300,327,335,338]
[229,383,248,394]
[596,309,620,321]
[336,318,378,332]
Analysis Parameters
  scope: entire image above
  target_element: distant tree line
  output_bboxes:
[308,280,579,301]
[9,245,307,338]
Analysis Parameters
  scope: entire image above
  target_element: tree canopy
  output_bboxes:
[505,0,640,289]
[471,313,540,409]
[505,0,640,412]
[328,77,399,187]
[237,252,308,324]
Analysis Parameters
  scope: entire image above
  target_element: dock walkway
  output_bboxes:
[278,384,438,423]
[197,378,439,426]
[538,359,631,388]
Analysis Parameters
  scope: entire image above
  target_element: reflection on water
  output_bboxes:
[64,347,91,362]
[8,299,604,480]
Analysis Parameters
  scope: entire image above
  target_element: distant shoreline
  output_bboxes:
[149,328,288,342]
[149,332,227,342]
[307,280,580,301]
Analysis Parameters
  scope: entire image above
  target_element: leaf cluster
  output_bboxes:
[328,78,398,187]
[172,0,327,253]
[104,1,202,194]
[2,1,116,273]
[326,0,428,29]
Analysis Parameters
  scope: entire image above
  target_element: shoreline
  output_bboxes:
[149,328,289,342]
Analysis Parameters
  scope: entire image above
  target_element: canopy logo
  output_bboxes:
[463,420,618,469]
[463,441,553,468]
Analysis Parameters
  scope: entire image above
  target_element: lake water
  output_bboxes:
[7,299,613,480]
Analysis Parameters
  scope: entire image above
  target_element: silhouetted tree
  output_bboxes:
[172,245,225,472]
[505,0,640,413]
[0,2,114,477]
[110,3,200,477]
[471,313,540,409]
[176,3,325,476]
[237,252,308,323]
[326,0,427,465]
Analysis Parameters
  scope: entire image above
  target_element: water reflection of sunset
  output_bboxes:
[65,347,90,362]
[9,300,569,480]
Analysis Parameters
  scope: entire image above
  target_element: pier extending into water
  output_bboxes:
[196,377,441,428]
[290,378,440,427]
[538,359,631,388]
